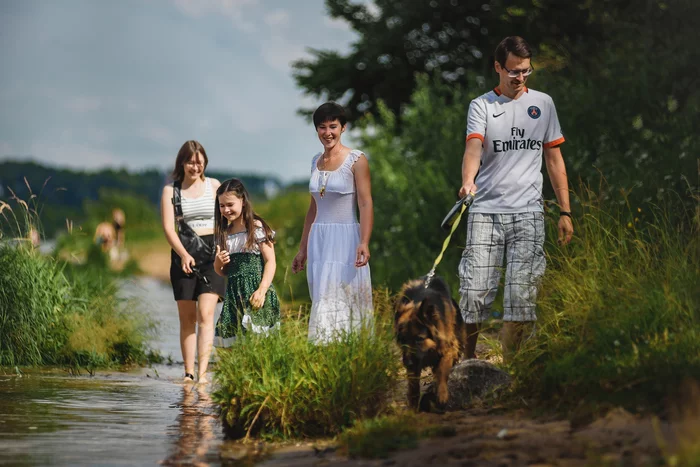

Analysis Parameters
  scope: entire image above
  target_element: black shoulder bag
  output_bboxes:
[171,181,216,269]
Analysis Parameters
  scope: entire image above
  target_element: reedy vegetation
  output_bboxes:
[0,192,155,369]
[212,290,401,439]
[511,188,700,413]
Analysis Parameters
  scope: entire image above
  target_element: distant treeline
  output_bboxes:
[0,160,286,237]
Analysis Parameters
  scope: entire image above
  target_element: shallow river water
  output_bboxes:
[0,277,228,466]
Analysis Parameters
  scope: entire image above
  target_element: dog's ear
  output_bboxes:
[395,296,419,330]
[418,296,441,324]
[394,294,412,314]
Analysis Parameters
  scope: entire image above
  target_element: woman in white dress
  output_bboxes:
[292,102,374,343]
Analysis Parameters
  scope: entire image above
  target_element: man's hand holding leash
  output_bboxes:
[459,182,478,199]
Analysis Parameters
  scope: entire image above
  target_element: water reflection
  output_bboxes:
[162,384,219,466]
[0,278,229,466]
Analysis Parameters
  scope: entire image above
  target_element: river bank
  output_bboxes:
[2,240,694,466]
[124,241,694,466]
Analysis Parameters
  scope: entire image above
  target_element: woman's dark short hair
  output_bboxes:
[312,102,347,128]
[494,36,532,66]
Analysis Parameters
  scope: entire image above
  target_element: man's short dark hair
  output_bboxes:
[494,36,532,66]
[312,102,347,128]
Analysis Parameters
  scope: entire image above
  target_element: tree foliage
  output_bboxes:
[293,0,623,121]
[297,1,699,293]
[359,75,475,290]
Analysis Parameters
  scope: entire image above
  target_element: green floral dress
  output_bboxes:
[214,228,280,347]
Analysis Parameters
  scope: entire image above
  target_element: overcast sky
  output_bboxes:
[0,0,364,183]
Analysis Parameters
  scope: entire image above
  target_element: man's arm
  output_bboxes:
[544,145,573,245]
[459,137,483,198]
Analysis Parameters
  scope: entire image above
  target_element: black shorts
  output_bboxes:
[170,235,225,301]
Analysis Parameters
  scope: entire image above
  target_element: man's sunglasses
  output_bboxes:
[502,64,534,78]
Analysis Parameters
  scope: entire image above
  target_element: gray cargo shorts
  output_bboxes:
[458,212,545,324]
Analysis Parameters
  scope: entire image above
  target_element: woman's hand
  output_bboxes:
[249,286,267,309]
[181,253,196,274]
[355,243,370,267]
[214,245,230,272]
[292,250,307,274]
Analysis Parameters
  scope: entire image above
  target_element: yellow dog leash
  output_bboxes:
[425,192,475,287]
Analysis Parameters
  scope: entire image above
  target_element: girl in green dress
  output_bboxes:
[213,178,280,347]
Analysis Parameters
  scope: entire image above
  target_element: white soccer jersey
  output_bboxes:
[465,86,565,213]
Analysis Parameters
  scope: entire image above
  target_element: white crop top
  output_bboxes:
[180,178,215,230]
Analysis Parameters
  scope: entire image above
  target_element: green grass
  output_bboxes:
[212,291,401,440]
[510,187,700,414]
[0,242,157,369]
[0,193,157,370]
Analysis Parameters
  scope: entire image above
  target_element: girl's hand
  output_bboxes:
[291,250,307,274]
[214,245,230,272]
[181,253,196,274]
[355,243,370,267]
[249,287,267,309]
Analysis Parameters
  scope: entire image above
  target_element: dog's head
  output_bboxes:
[394,277,454,367]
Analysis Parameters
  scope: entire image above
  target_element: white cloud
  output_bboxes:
[0,142,13,156]
[141,121,178,148]
[0,1,361,183]
[264,9,289,27]
[125,100,141,112]
[323,16,350,31]
[64,96,102,113]
[260,35,307,72]
[173,0,259,31]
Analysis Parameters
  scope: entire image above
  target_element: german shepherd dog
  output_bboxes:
[394,276,468,410]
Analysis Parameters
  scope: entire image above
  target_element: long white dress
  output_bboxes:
[306,149,373,343]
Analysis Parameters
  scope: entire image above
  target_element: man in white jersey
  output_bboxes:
[458,36,574,361]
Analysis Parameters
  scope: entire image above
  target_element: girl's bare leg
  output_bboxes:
[177,300,197,380]
[196,293,219,383]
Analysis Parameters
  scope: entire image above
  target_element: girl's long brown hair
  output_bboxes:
[171,140,208,182]
[214,178,274,252]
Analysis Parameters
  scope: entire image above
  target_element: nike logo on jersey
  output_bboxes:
[492,111,505,118]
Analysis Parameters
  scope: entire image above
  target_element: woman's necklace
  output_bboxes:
[318,154,332,198]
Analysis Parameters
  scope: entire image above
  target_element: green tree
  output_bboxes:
[298,0,699,229]
[360,75,476,290]
[530,0,700,205]
[292,0,610,121]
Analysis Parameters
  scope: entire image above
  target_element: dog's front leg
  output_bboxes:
[406,366,421,409]
[434,351,457,407]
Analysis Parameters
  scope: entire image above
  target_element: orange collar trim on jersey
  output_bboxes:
[493,86,528,96]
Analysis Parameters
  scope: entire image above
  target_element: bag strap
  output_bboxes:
[172,181,184,221]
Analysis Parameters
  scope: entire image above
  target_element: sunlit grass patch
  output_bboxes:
[0,243,156,369]
[212,290,401,440]
[510,187,700,413]
[0,188,156,370]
